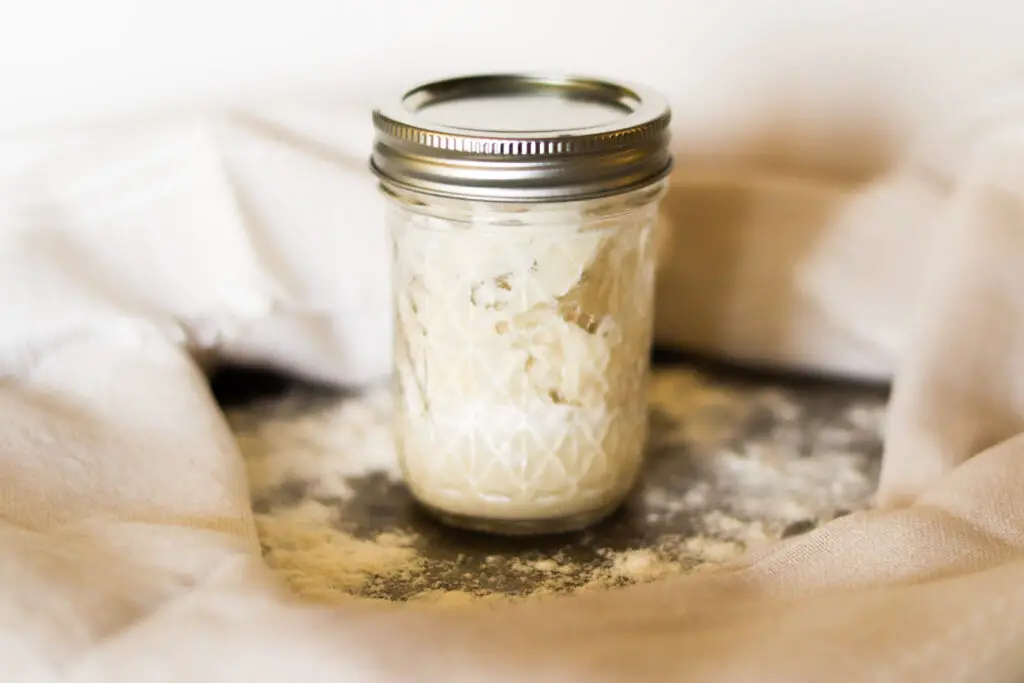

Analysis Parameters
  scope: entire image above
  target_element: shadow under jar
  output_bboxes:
[371,74,673,535]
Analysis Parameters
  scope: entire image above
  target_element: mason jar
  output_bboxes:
[371,74,672,535]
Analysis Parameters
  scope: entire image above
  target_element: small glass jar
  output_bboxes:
[371,74,673,535]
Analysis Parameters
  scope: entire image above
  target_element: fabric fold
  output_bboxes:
[4,76,1024,683]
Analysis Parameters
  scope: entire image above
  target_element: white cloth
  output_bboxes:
[5,2,1024,680]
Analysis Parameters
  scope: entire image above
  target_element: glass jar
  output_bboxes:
[371,74,673,535]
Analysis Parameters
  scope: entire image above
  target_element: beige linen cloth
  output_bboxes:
[5,74,1024,683]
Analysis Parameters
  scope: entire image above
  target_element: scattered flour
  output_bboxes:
[256,500,419,604]
[232,385,399,502]
[228,367,882,609]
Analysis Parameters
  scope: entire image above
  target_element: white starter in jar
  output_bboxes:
[371,74,673,535]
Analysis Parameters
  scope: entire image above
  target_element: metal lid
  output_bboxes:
[370,73,672,202]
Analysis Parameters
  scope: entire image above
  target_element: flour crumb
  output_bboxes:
[683,537,742,563]
[610,549,681,580]
[530,559,559,572]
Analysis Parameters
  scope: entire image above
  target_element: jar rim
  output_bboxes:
[370,73,673,202]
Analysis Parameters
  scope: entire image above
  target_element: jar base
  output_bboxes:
[419,500,622,537]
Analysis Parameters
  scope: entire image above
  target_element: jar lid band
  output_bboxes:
[371,73,673,202]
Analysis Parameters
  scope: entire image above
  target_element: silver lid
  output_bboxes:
[370,73,672,202]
